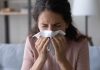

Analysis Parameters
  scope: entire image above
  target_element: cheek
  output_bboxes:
[38,24,45,31]
[38,23,42,31]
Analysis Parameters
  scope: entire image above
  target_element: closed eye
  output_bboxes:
[42,24,48,27]
[54,24,61,27]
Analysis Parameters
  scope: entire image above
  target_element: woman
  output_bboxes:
[21,0,90,70]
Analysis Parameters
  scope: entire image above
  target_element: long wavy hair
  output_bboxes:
[30,0,87,41]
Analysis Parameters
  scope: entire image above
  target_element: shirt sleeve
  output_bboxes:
[21,36,34,70]
[76,39,90,70]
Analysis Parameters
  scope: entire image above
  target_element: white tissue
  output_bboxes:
[33,30,66,55]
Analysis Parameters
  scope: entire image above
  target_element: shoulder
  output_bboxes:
[73,33,89,48]
[79,38,88,50]
[78,38,88,46]
[67,38,89,59]
[25,34,37,51]
[73,39,90,70]
[67,37,88,53]
[69,37,88,46]
[73,38,89,56]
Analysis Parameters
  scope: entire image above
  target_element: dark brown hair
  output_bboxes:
[31,0,87,41]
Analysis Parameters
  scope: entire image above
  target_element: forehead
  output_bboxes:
[38,10,65,24]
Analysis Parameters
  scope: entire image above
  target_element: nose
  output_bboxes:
[48,25,54,31]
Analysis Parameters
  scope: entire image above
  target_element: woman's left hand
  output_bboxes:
[51,35,68,63]
[51,35,72,70]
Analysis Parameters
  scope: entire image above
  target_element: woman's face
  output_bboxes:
[38,10,68,32]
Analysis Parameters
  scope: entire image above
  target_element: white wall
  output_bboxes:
[89,16,100,46]
[70,0,100,46]
[0,0,100,46]
[9,16,28,43]
[0,15,29,43]
[0,0,31,43]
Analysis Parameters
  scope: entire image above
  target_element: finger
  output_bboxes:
[57,36,64,43]
[56,35,65,41]
[57,36,67,49]
[51,36,65,51]
[35,37,43,46]
[42,38,49,53]
[38,37,48,51]
[60,36,66,42]
[53,37,61,48]
[35,37,44,50]
[51,37,59,51]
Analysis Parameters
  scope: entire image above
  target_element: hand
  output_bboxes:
[51,35,67,63]
[35,37,49,60]
[31,37,50,70]
[51,36,72,70]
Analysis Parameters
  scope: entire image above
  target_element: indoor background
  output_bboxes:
[0,0,100,46]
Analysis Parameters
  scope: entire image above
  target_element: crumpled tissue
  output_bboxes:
[33,30,66,55]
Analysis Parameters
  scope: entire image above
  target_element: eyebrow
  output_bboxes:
[54,22,61,25]
[41,22,61,25]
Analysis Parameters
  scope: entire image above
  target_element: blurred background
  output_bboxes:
[0,0,100,70]
[0,0,100,46]
[0,0,35,43]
